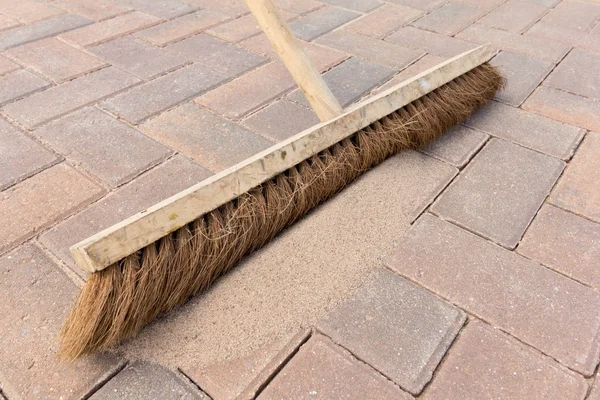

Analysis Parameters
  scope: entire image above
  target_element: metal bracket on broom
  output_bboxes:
[70,0,494,273]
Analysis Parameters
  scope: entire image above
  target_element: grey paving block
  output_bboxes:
[89,361,208,399]
[242,99,319,141]
[421,125,488,168]
[288,57,394,108]
[318,269,466,395]
[100,63,227,124]
[0,69,51,105]
[431,138,564,248]
[289,6,360,41]
[544,48,600,101]
[115,0,199,19]
[412,2,480,35]
[318,0,383,12]
[0,14,92,51]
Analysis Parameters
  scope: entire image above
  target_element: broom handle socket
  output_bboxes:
[244,0,343,122]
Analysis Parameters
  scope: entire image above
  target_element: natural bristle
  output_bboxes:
[59,63,505,360]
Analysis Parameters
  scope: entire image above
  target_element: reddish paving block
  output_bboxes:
[141,102,273,171]
[590,379,600,400]
[59,11,161,47]
[479,0,547,33]
[289,6,360,41]
[5,37,106,83]
[259,335,413,400]
[526,22,600,53]
[452,0,506,9]
[166,34,267,78]
[134,9,229,46]
[518,204,600,288]
[523,86,600,131]
[188,330,310,400]
[0,244,125,400]
[206,11,295,43]
[90,37,186,80]
[490,51,553,106]
[540,0,600,31]
[545,48,600,101]
[318,269,465,395]
[116,0,198,19]
[423,320,588,400]
[0,14,20,31]
[421,125,488,168]
[316,28,422,69]
[53,0,131,21]
[35,107,171,188]
[288,57,394,108]
[457,24,569,62]
[89,361,207,399]
[182,0,248,17]
[0,14,92,51]
[387,0,444,11]
[0,118,57,190]
[100,63,226,124]
[243,99,319,141]
[373,54,446,94]
[0,69,50,105]
[319,0,382,12]
[386,26,476,57]
[412,2,481,35]
[1,0,63,23]
[2,67,139,128]
[0,55,19,75]
[39,156,211,274]
[346,3,423,38]
[465,101,584,160]
[387,214,600,376]
[0,163,104,253]
[431,138,564,248]
[549,132,600,223]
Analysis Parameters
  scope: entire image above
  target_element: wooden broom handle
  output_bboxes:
[244,0,343,122]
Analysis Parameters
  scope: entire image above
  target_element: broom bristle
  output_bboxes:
[59,63,505,359]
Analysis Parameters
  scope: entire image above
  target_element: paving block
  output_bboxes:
[522,0,560,6]
[2,67,139,128]
[549,132,600,223]
[0,14,93,51]
[478,0,547,33]
[0,55,19,75]
[540,0,600,31]
[457,24,569,63]
[316,28,422,69]
[518,204,600,289]
[523,86,600,131]
[166,34,267,78]
[35,107,172,188]
[273,0,323,14]
[289,6,360,41]
[387,0,444,10]
[5,37,106,83]
[0,118,57,191]
[431,138,564,248]
[372,54,446,94]
[0,69,50,105]
[464,101,584,160]
[386,26,476,57]
[242,99,319,141]
[39,156,211,275]
[141,102,273,171]
[115,0,199,19]
[544,48,600,101]
[259,335,413,400]
[182,0,248,17]
[346,3,423,38]
[318,0,382,12]
[89,36,187,80]
[318,269,465,395]
[52,0,132,21]
[0,14,20,31]
[423,320,588,400]
[287,57,395,108]
[59,11,161,47]
[1,0,64,23]
[388,214,600,376]
[206,11,295,43]
[411,2,481,35]
[0,244,125,400]
[421,125,488,168]
[590,378,600,400]
[89,361,207,399]
[100,63,226,124]
[1,162,104,254]
[134,9,229,46]
[489,51,553,106]
[526,21,600,53]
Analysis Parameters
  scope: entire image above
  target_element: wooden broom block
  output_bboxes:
[70,44,494,273]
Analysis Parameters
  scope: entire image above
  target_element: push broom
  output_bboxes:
[59,0,504,359]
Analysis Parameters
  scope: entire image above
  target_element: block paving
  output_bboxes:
[0,0,599,398]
